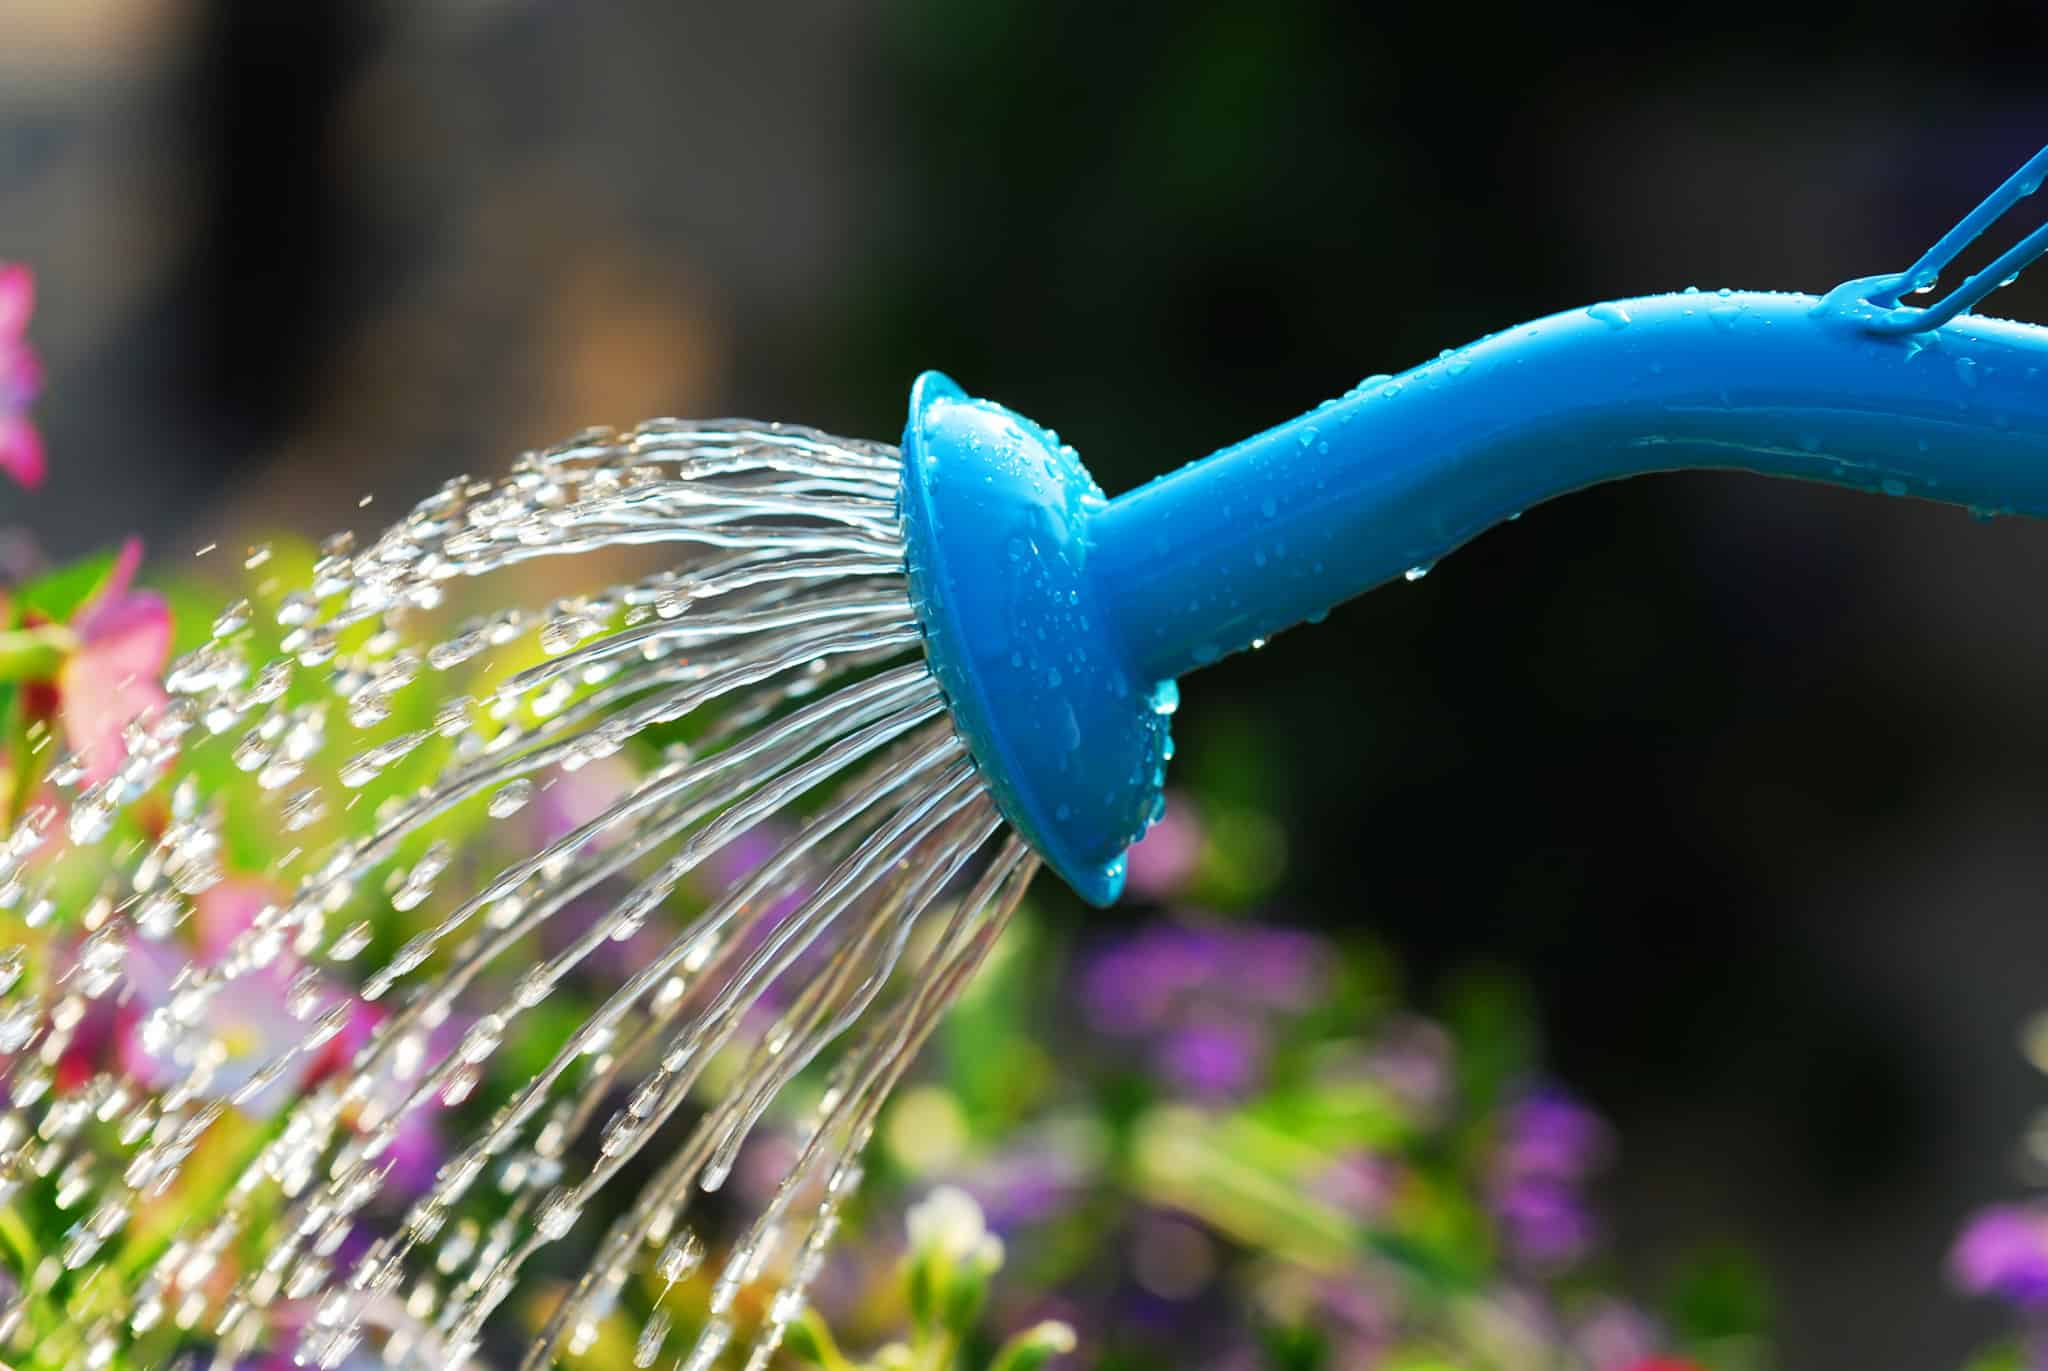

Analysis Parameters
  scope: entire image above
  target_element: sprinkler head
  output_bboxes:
[899,371,1174,906]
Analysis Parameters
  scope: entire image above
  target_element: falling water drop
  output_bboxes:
[486,779,533,818]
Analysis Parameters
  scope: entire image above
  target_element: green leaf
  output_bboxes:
[1438,967,1536,1117]
[782,1310,849,1369]
[941,1255,990,1338]
[1254,1320,1332,1371]
[1960,1338,2028,1371]
[988,1321,1079,1371]
[1664,1242,1773,1346]
[15,547,121,625]
[906,1249,939,1329]
[0,680,38,826]
[0,624,75,682]
[0,1202,41,1270]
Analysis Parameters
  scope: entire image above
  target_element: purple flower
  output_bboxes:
[542,889,674,980]
[1080,927,1219,1035]
[1080,923,1330,1038]
[696,819,815,933]
[1489,1083,1611,1270]
[0,263,44,490]
[1953,1206,2048,1309]
[1078,921,1335,1104]
[1125,794,1202,899]
[1228,927,1325,1010]
[959,1127,1102,1230]
[1498,1085,1610,1179]
[698,821,790,890]
[1493,1177,1597,1268]
[1155,1017,1266,1099]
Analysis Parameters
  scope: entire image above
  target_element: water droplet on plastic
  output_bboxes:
[1586,301,1632,330]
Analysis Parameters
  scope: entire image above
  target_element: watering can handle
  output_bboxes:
[1851,143,2048,333]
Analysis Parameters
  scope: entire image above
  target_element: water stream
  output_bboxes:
[0,420,1032,1369]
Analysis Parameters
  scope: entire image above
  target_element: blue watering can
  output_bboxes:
[899,143,2048,904]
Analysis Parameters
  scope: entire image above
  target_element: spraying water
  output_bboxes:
[0,421,1036,1369]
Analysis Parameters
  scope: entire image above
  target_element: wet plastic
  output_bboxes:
[900,372,1171,906]
[1093,285,2048,681]
[903,144,2048,905]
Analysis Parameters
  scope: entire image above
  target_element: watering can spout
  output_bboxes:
[1084,141,2048,683]
[900,142,2048,904]
[1086,285,2048,682]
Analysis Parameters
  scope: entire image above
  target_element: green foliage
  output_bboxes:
[1959,1340,2030,1371]
[786,1187,1075,1371]
[1665,1244,1775,1371]
[12,544,120,625]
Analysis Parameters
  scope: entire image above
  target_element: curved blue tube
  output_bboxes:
[1090,288,2048,681]
[902,143,2048,905]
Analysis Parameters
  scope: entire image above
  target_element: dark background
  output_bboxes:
[6,2,2048,1366]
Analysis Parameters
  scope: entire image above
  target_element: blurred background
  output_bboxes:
[3,1,2048,1366]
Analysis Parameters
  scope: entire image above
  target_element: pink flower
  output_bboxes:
[1572,1301,1665,1371]
[531,753,638,846]
[0,263,44,490]
[58,538,170,781]
[1124,792,1202,899]
[119,879,405,1135]
[1953,1206,2048,1309]
[121,880,315,1118]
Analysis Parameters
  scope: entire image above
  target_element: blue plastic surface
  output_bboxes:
[899,372,1172,906]
[1091,288,2048,681]
[1855,142,2048,334]
[899,144,2048,906]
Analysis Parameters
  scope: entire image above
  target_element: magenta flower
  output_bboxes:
[58,538,171,781]
[0,263,43,490]
[1953,1206,2048,1309]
